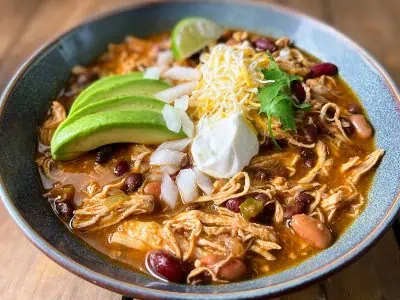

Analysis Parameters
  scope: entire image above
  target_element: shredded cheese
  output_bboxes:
[189,42,271,122]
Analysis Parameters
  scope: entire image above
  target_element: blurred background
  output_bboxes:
[0,0,399,299]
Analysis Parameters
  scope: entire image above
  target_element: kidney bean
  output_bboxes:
[254,193,270,202]
[301,124,318,143]
[253,38,277,52]
[304,158,316,168]
[95,145,115,164]
[291,80,306,103]
[308,63,338,78]
[218,258,247,281]
[123,173,143,193]
[225,197,245,213]
[114,160,130,176]
[349,114,373,139]
[285,192,314,219]
[254,169,269,181]
[291,214,332,249]
[144,181,161,198]
[146,250,189,283]
[347,103,362,114]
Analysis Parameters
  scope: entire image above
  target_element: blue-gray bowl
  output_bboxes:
[1,1,399,299]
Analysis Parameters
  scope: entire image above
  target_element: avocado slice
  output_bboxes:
[56,95,166,135]
[70,79,170,113]
[51,110,186,161]
[69,72,143,112]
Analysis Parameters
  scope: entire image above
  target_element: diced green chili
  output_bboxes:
[239,198,264,220]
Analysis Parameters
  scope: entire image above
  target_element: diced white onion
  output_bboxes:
[155,82,197,104]
[150,149,185,166]
[174,95,189,111]
[176,169,199,204]
[279,48,290,58]
[157,50,173,66]
[178,110,195,138]
[157,138,192,152]
[193,167,214,195]
[143,66,160,79]
[161,173,179,209]
[163,66,201,82]
[160,165,181,175]
[162,105,181,133]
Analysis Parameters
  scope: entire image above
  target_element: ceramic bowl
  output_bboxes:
[1,1,399,299]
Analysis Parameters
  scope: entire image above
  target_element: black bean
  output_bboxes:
[146,250,189,283]
[114,160,130,176]
[341,118,355,136]
[123,173,143,193]
[301,124,318,143]
[254,193,270,202]
[291,80,306,103]
[326,107,336,119]
[307,63,338,78]
[254,169,269,181]
[347,103,362,114]
[298,148,314,158]
[253,38,277,52]
[254,203,275,225]
[55,201,74,220]
[260,137,274,151]
[76,71,99,86]
[95,145,115,164]
[304,158,316,168]
[225,197,245,213]
[284,192,314,219]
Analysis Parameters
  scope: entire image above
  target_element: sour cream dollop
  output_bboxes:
[191,113,259,178]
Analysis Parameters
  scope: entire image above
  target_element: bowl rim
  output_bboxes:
[1,0,400,299]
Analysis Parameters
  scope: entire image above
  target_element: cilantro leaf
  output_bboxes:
[258,54,311,147]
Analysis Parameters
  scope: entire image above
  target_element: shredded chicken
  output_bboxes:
[345,149,384,184]
[299,141,327,183]
[39,101,66,145]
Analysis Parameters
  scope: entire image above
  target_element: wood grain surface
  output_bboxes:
[0,0,399,299]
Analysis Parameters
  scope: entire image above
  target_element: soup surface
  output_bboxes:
[36,22,383,284]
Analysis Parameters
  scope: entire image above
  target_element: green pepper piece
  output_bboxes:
[239,198,264,220]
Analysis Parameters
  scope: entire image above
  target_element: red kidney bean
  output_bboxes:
[291,80,306,103]
[347,103,362,114]
[253,38,277,52]
[254,169,269,181]
[301,124,318,143]
[95,145,115,164]
[285,192,314,219]
[291,214,332,249]
[146,250,189,283]
[254,193,270,202]
[114,160,130,176]
[123,173,143,193]
[307,63,338,78]
[349,114,373,139]
[225,197,245,213]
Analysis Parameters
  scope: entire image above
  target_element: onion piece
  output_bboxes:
[157,138,192,152]
[161,173,179,209]
[143,67,160,79]
[193,167,214,195]
[160,165,181,175]
[162,105,181,133]
[150,149,185,166]
[163,66,201,81]
[178,110,195,138]
[157,50,173,66]
[155,82,197,104]
[174,95,189,111]
[176,169,199,204]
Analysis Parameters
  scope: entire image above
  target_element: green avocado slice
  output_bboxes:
[51,110,186,161]
[69,72,143,112]
[55,96,166,135]
[70,78,169,113]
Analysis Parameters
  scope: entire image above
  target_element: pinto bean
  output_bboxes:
[349,114,373,139]
[201,254,225,266]
[144,181,161,198]
[291,214,332,249]
[218,258,247,281]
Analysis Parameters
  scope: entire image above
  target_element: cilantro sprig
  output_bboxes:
[258,54,311,148]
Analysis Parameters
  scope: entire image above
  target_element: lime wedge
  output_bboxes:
[172,17,224,60]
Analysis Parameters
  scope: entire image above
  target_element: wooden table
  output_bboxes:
[0,0,399,299]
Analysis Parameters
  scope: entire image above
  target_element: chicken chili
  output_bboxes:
[36,18,383,284]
